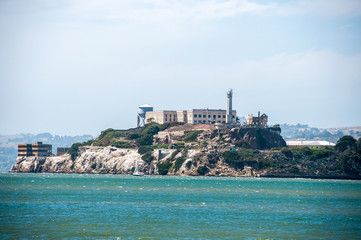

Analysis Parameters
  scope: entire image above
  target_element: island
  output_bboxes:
[11,122,361,179]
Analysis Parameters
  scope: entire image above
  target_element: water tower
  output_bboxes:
[137,104,153,127]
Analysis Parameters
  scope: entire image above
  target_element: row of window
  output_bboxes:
[165,118,176,122]
[194,120,226,124]
[194,114,235,119]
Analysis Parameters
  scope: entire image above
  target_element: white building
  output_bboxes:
[286,140,335,148]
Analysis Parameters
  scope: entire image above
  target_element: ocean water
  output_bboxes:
[0,173,360,239]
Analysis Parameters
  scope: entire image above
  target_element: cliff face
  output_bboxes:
[11,147,144,174]
[226,127,286,149]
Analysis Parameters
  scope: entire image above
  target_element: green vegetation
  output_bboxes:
[126,133,140,140]
[141,153,153,163]
[335,135,357,152]
[222,151,243,169]
[207,151,219,164]
[157,160,172,175]
[136,134,154,146]
[335,136,361,175]
[138,144,168,155]
[197,166,209,175]
[309,148,333,160]
[185,161,192,169]
[138,145,154,155]
[68,140,94,160]
[174,142,185,149]
[156,150,180,175]
[268,124,281,133]
[94,122,182,148]
[111,141,132,148]
[184,130,203,142]
[95,128,126,146]
[174,157,186,172]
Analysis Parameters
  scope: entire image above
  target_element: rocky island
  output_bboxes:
[11,123,361,179]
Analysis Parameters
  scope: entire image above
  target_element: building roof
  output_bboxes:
[192,109,236,112]
[139,104,152,108]
[286,140,336,147]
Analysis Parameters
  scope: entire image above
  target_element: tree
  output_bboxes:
[335,136,356,152]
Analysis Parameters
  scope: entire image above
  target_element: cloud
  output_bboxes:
[287,0,361,16]
[64,0,361,22]
[66,0,275,21]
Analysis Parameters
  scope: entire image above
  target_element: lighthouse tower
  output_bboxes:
[226,89,233,123]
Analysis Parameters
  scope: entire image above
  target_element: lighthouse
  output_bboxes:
[226,89,233,124]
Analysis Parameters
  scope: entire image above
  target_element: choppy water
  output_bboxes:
[0,173,360,239]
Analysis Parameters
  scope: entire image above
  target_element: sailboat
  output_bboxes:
[133,160,145,176]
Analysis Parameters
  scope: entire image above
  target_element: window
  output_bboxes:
[218,115,221,118]
[198,120,202,123]
[203,120,206,123]
[217,121,221,123]
[165,118,168,121]
[232,116,235,118]
[198,115,201,117]
[213,115,216,118]
[208,115,211,118]
[194,115,197,118]
[165,114,167,117]
[222,121,225,123]
[223,115,225,118]
[203,115,206,118]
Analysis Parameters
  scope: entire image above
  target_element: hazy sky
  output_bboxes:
[1,0,361,137]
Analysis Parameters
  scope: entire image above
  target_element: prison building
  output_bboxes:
[18,142,52,157]
[145,109,236,125]
[57,147,70,156]
[246,111,268,127]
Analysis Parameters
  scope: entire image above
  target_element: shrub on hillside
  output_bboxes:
[174,142,185,149]
[222,151,244,169]
[335,135,357,152]
[197,166,209,175]
[112,141,132,148]
[157,160,172,175]
[68,140,94,160]
[141,153,154,163]
[186,160,192,169]
[184,130,203,142]
[138,146,154,155]
[207,151,219,164]
[136,134,153,146]
[174,157,186,172]
[310,148,334,160]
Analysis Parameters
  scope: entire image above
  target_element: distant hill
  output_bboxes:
[280,124,361,143]
[0,133,93,172]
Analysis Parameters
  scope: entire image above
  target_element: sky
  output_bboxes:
[0,0,361,137]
